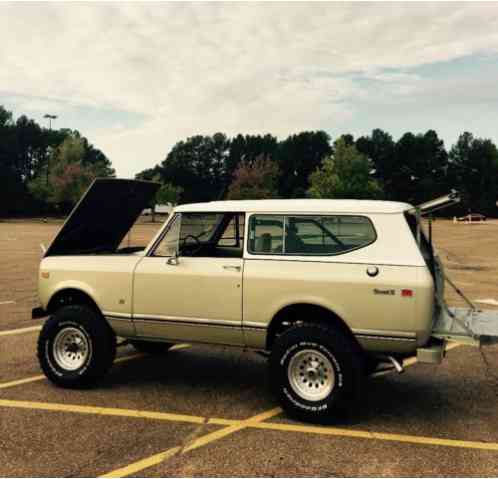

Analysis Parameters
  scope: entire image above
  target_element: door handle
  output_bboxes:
[223,265,241,272]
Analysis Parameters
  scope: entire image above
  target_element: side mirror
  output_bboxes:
[167,249,180,265]
[167,250,180,265]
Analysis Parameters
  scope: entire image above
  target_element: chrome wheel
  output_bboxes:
[53,327,90,371]
[287,349,335,401]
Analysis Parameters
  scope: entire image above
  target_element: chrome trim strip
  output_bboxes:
[243,321,268,330]
[133,314,240,326]
[133,317,241,330]
[105,316,132,322]
[355,334,416,342]
[352,328,416,339]
[103,311,132,319]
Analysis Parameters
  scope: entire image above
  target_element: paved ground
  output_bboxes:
[0,218,498,477]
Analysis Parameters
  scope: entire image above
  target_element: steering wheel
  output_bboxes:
[180,234,202,256]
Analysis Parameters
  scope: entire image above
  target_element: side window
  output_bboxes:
[248,215,284,254]
[218,214,245,247]
[247,214,376,256]
[153,212,246,258]
[180,213,224,245]
[153,214,181,257]
[285,215,376,255]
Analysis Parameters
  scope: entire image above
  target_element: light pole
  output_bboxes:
[44,114,57,186]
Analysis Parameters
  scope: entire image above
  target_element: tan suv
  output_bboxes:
[33,179,498,422]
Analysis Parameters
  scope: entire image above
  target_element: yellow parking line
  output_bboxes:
[0,396,267,429]
[0,325,42,337]
[170,343,191,351]
[0,374,45,390]
[2,391,498,456]
[0,344,190,391]
[100,407,282,478]
[114,352,144,364]
[249,421,498,451]
[101,446,182,478]
[183,407,282,453]
[0,352,145,390]
[0,399,206,425]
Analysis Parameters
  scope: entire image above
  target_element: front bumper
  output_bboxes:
[32,307,47,319]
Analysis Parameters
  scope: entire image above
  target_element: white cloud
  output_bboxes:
[1,2,498,177]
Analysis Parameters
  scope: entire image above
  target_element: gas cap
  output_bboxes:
[367,266,379,277]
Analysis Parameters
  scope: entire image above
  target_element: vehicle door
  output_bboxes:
[132,212,245,345]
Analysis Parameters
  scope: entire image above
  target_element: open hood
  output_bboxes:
[45,178,160,256]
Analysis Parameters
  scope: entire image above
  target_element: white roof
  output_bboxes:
[175,199,413,214]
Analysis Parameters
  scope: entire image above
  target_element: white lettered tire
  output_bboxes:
[270,323,364,423]
[37,305,116,388]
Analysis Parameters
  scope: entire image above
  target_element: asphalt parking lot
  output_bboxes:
[1,219,498,477]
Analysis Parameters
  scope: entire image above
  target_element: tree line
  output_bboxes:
[2,103,497,217]
[138,129,498,216]
[0,105,114,217]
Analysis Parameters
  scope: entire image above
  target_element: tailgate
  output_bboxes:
[432,306,498,346]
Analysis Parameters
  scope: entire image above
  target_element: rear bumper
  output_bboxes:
[32,307,47,319]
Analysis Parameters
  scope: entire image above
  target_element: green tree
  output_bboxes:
[277,131,332,198]
[160,133,229,203]
[448,132,498,216]
[0,107,30,216]
[28,134,113,212]
[392,130,448,204]
[356,129,396,198]
[226,154,279,200]
[156,183,183,205]
[308,138,383,199]
[225,134,278,192]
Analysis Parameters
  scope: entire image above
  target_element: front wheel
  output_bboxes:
[270,323,364,423]
[37,305,116,388]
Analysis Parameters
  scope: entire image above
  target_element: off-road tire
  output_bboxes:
[130,340,173,355]
[270,322,364,423]
[37,304,116,388]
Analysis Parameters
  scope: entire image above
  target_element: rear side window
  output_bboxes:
[248,215,284,254]
[249,214,376,256]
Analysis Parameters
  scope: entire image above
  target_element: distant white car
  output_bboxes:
[143,204,172,216]
[155,203,173,215]
[457,213,486,222]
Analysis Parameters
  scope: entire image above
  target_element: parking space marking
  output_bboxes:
[183,407,282,453]
[100,407,282,478]
[0,345,189,391]
[2,394,498,454]
[0,374,46,390]
[0,399,206,425]
[0,325,41,337]
[101,446,182,478]
[248,421,498,451]
[0,352,145,390]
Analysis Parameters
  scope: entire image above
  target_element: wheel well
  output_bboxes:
[266,303,361,351]
[47,289,101,316]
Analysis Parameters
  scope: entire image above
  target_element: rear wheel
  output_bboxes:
[270,322,364,423]
[130,340,173,355]
[37,305,116,388]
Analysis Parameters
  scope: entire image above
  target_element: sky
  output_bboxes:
[1,2,498,178]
